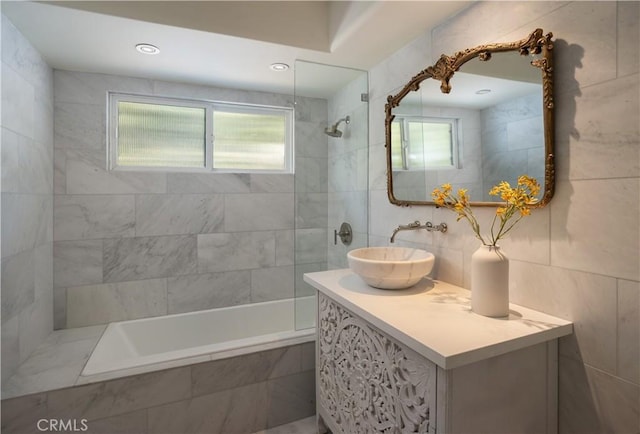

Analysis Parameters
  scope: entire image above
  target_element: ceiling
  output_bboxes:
[1,1,472,97]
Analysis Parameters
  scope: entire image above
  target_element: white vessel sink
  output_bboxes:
[347,247,435,290]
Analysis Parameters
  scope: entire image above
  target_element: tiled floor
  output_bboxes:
[253,416,318,434]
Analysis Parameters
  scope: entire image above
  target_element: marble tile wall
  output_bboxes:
[1,15,54,383]
[368,1,639,432]
[53,70,328,329]
[0,342,315,434]
[480,92,544,200]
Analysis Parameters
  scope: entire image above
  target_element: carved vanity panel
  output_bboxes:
[318,294,436,434]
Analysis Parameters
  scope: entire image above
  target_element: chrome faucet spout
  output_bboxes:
[390,227,401,243]
[390,221,421,243]
[390,220,447,243]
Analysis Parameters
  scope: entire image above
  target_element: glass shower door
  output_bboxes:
[293,60,369,330]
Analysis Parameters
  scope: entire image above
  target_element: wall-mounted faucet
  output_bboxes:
[390,221,447,243]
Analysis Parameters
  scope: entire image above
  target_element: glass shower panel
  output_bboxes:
[293,60,369,330]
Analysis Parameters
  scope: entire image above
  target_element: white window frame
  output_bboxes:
[391,116,460,171]
[108,92,293,173]
[210,101,294,174]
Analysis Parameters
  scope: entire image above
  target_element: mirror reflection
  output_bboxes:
[386,29,554,207]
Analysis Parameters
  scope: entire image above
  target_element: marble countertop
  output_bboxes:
[304,269,573,370]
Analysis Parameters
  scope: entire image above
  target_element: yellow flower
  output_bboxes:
[432,175,539,246]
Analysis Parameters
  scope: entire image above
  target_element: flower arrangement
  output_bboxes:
[431,175,540,247]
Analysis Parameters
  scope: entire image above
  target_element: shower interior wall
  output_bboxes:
[2,9,359,382]
[1,14,55,384]
[51,69,329,331]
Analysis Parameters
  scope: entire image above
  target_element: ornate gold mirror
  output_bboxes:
[385,29,554,207]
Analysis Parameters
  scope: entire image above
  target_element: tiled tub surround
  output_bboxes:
[1,14,54,383]
[1,338,316,434]
[53,70,329,329]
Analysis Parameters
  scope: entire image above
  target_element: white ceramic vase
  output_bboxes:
[471,245,509,317]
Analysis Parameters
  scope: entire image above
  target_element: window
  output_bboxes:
[391,117,459,171]
[109,93,293,172]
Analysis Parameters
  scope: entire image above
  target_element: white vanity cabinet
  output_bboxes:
[305,269,573,434]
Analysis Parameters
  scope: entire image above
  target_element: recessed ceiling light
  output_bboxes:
[475,89,491,95]
[270,63,289,72]
[135,43,160,55]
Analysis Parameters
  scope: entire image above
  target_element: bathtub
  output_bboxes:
[80,296,316,382]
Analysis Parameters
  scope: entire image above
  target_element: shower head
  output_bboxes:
[324,116,350,138]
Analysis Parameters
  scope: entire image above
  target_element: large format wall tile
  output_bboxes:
[1,250,35,322]
[618,279,640,385]
[1,62,34,138]
[54,195,135,241]
[53,70,153,105]
[198,232,276,273]
[618,1,639,77]
[557,74,639,181]
[1,15,54,383]
[103,236,197,282]
[510,261,618,374]
[294,229,327,265]
[135,194,224,236]
[1,193,51,258]
[224,193,294,232]
[559,355,639,434]
[54,102,104,150]
[147,382,268,434]
[1,15,51,90]
[551,179,639,282]
[167,271,251,314]
[167,173,250,194]
[47,367,190,420]
[82,410,148,434]
[53,240,103,288]
[266,370,315,428]
[1,129,52,195]
[191,345,303,397]
[66,159,167,195]
[1,316,19,383]
[295,193,328,229]
[251,174,295,193]
[66,279,167,327]
[0,393,47,434]
[250,266,294,302]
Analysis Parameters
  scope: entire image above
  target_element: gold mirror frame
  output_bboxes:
[385,29,555,207]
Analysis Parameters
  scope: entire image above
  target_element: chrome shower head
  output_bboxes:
[324,128,342,138]
[324,115,350,138]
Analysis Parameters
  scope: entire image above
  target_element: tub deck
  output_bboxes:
[2,325,105,399]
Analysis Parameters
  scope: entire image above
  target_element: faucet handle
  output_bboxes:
[425,222,448,233]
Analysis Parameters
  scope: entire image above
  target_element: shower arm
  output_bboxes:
[333,116,350,129]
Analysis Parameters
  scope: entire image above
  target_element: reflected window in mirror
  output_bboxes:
[391,117,459,171]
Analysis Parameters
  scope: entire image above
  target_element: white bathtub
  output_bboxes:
[79,297,316,383]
